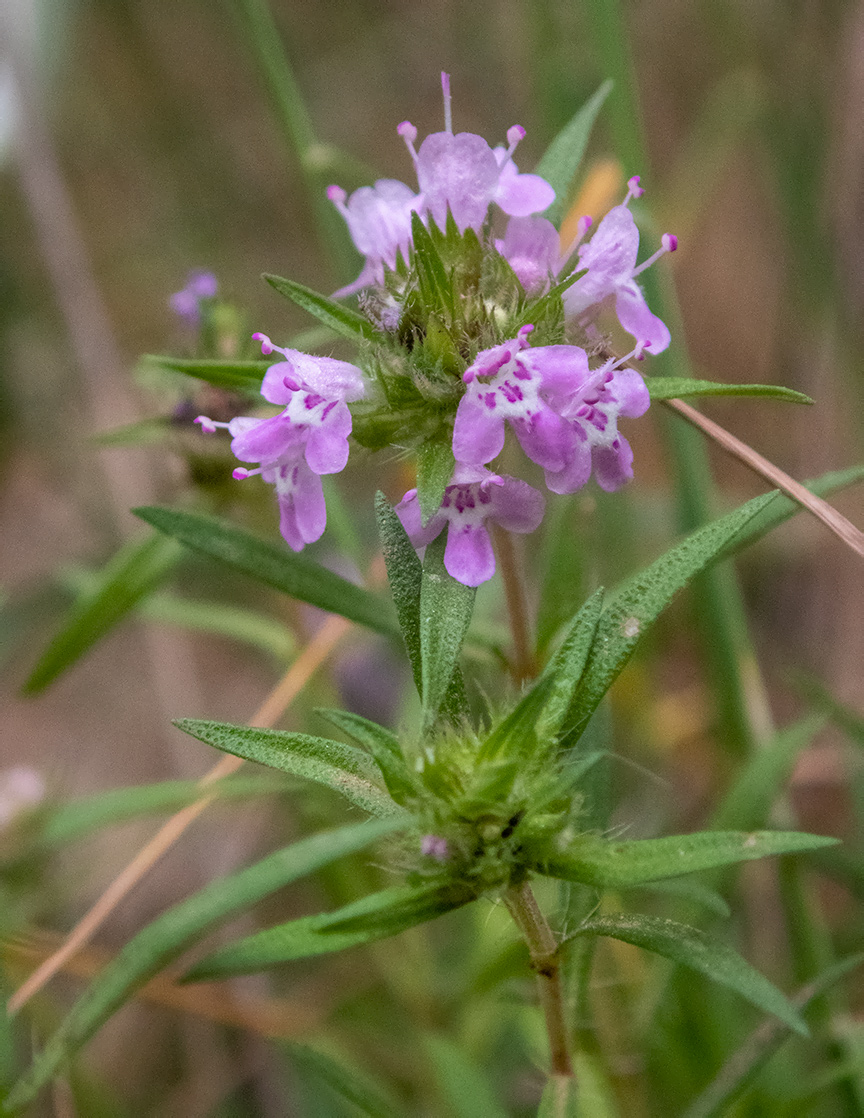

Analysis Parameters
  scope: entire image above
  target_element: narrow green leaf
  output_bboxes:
[420,533,475,734]
[264,274,377,342]
[175,719,403,818]
[683,955,864,1118]
[37,776,286,848]
[538,588,606,742]
[417,440,455,526]
[315,708,416,803]
[23,534,181,695]
[477,676,558,766]
[626,880,731,919]
[284,1044,402,1118]
[711,714,827,831]
[409,213,454,318]
[536,81,614,227]
[423,1034,508,1118]
[136,592,295,662]
[375,492,424,690]
[716,464,864,565]
[534,830,838,888]
[134,506,396,636]
[573,913,808,1034]
[186,882,474,981]
[141,356,269,392]
[561,492,777,747]
[647,378,813,405]
[2,820,400,1112]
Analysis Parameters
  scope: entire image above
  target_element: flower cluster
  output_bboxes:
[196,75,675,585]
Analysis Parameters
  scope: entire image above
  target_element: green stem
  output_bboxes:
[504,880,575,1081]
[232,0,356,284]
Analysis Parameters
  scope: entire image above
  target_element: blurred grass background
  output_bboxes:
[1,0,863,1113]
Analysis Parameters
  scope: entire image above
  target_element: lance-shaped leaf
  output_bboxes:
[285,1044,403,1118]
[572,913,808,1034]
[264,274,378,343]
[141,356,270,392]
[477,590,605,769]
[536,80,613,227]
[186,882,475,981]
[560,491,777,748]
[2,819,401,1112]
[417,440,456,527]
[410,213,455,321]
[37,775,287,849]
[175,720,403,818]
[315,708,416,803]
[23,533,182,695]
[714,464,864,564]
[647,378,813,405]
[135,506,396,636]
[420,533,475,735]
[683,954,864,1118]
[532,830,838,888]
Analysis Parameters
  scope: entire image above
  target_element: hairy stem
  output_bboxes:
[504,880,574,1081]
[492,526,537,682]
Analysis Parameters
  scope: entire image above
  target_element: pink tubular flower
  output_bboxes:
[452,325,591,473]
[170,270,217,325]
[327,180,420,297]
[495,215,563,294]
[396,465,545,586]
[562,177,677,355]
[195,334,365,551]
[543,347,651,494]
[397,73,555,234]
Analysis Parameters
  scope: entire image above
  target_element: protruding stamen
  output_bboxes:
[194,415,229,434]
[441,72,452,133]
[326,184,347,210]
[252,331,275,355]
[505,124,526,160]
[233,466,263,481]
[397,121,418,163]
[631,234,678,279]
[624,174,644,205]
[561,214,593,262]
[516,323,534,343]
[282,373,302,392]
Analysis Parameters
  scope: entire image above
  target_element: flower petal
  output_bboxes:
[444,522,496,586]
[512,407,575,472]
[494,162,556,217]
[593,436,635,492]
[543,435,592,494]
[416,131,499,233]
[488,477,545,533]
[453,395,506,465]
[230,414,297,463]
[614,282,671,354]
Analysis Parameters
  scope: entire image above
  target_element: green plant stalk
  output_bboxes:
[583,0,766,759]
[232,0,357,285]
[503,881,574,1084]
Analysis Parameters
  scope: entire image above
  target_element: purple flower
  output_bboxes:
[421,834,449,861]
[452,325,592,473]
[396,464,545,586]
[397,73,555,235]
[327,180,420,297]
[495,216,563,294]
[543,348,651,494]
[195,334,365,551]
[562,177,677,354]
[170,270,218,325]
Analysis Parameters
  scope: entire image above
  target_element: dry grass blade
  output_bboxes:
[664,397,864,559]
[3,930,332,1037]
[7,612,353,1014]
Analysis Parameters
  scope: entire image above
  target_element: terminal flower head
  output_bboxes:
[396,464,544,586]
[563,177,677,354]
[170,270,217,325]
